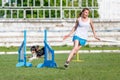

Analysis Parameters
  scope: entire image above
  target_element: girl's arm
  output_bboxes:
[90,19,100,40]
[63,19,78,40]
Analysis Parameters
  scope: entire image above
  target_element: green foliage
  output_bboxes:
[57,10,60,18]
[56,0,60,6]
[64,10,69,18]
[0,0,2,6]
[26,10,31,18]
[44,0,48,6]
[0,0,99,18]
[33,10,37,18]
[39,10,43,18]
[13,10,17,18]
[45,10,49,18]
[51,10,55,18]
[71,10,75,18]
[19,10,24,18]
[0,10,4,17]
[6,10,11,18]
[62,0,66,6]
[82,0,98,7]
[94,10,99,18]
[73,0,79,7]
[35,0,40,6]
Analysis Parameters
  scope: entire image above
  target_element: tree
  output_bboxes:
[0,0,2,6]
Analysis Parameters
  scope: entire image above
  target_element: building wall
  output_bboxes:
[98,0,120,20]
[0,20,120,47]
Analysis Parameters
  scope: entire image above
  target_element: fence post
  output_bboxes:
[60,0,63,19]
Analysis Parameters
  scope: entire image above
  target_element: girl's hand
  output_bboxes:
[94,35,100,41]
[63,35,70,40]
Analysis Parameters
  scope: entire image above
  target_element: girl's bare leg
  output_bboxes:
[64,40,82,67]
[67,40,82,62]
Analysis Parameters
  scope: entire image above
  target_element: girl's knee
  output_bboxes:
[73,47,79,53]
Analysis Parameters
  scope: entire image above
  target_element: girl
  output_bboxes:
[63,8,100,68]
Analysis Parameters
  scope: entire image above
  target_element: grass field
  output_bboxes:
[0,45,119,52]
[0,53,120,80]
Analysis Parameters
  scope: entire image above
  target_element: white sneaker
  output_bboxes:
[64,62,69,68]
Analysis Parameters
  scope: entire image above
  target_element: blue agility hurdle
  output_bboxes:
[37,30,57,68]
[16,30,32,67]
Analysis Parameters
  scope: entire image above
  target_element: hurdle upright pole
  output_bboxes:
[44,30,47,62]
[76,52,79,61]
[73,52,84,62]
[24,30,27,66]
[16,30,32,67]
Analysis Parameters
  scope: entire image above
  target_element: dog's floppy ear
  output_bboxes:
[30,46,36,51]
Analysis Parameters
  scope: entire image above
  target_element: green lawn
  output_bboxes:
[0,53,120,80]
[0,45,119,52]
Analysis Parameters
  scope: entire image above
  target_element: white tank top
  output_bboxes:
[74,17,90,40]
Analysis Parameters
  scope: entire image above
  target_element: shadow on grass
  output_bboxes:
[55,66,66,70]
